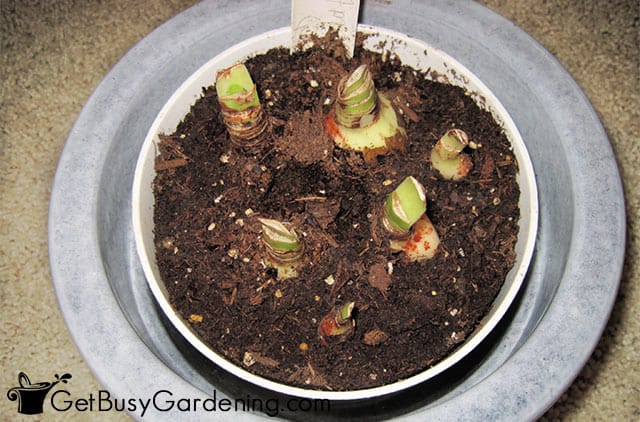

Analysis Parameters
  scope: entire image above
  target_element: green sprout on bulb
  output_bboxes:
[382,176,440,261]
[324,64,407,158]
[430,129,473,181]
[216,63,270,147]
[258,218,304,280]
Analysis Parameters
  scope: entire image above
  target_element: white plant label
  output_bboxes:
[291,0,361,58]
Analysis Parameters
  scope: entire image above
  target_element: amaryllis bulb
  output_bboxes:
[325,64,407,157]
[430,129,473,181]
[216,63,270,147]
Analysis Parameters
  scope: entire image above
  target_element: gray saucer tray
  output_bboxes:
[49,0,625,420]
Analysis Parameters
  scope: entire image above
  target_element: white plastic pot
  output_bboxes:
[132,24,538,401]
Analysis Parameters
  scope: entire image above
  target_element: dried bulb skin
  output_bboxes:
[258,219,302,255]
[335,64,378,128]
[257,218,304,280]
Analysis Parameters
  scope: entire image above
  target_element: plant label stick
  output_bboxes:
[291,0,361,58]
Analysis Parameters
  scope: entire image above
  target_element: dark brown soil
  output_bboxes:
[152,32,520,391]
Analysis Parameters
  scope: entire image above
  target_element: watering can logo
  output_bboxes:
[7,372,72,415]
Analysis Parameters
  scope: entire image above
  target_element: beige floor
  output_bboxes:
[1,1,638,420]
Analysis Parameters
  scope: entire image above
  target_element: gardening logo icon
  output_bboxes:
[7,372,72,415]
